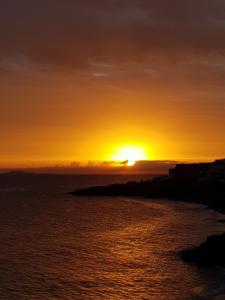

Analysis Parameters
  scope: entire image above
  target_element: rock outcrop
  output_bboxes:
[181,233,225,266]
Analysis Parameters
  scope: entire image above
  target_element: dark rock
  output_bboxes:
[180,233,225,266]
[70,179,225,212]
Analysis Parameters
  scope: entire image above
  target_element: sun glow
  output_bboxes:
[111,146,149,166]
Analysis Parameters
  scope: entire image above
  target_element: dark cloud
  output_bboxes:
[0,160,177,174]
[1,0,225,72]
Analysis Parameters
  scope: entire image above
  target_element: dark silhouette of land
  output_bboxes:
[71,159,225,211]
[181,233,225,266]
[71,159,225,267]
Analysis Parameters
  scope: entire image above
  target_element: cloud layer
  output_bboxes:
[0,1,225,165]
[1,0,225,73]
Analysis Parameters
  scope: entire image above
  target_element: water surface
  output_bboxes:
[0,174,225,300]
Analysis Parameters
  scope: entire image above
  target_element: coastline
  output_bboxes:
[70,179,225,213]
[70,163,225,266]
[70,160,225,298]
[70,179,225,299]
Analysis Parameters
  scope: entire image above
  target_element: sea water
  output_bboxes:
[0,174,225,300]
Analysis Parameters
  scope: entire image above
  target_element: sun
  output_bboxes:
[111,145,148,166]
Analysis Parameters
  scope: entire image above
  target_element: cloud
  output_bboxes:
[1,0,225,111]
[0,54,36,73]
[70,160,177,175]
[1,160,177,174]
[1,0,225,74]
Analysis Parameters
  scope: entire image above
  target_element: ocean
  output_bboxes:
[0,174,225,300]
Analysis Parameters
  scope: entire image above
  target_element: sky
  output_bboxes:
[0,0,225,169]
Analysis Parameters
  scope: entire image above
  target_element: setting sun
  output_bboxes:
[111,146,149,166]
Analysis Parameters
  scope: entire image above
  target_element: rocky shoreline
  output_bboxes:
[180,232,225,267]
[71,178,225,212]
[70,161,225,268]
[71,180,225,264]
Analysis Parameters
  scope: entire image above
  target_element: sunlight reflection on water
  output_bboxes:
[0,175,225,299]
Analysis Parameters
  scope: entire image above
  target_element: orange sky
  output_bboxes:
[0,1,225,168]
